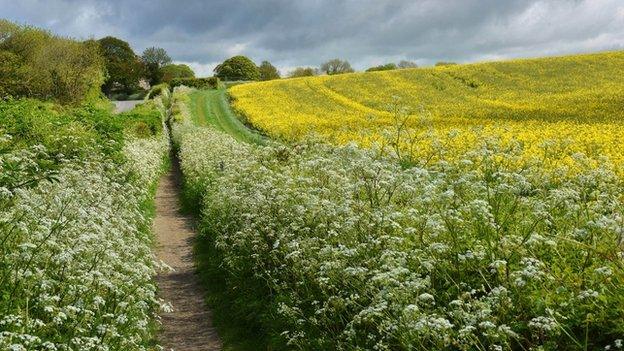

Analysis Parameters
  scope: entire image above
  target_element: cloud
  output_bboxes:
[2,0,623,72]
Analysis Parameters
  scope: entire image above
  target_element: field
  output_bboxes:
[230,51,624,172]
[170,51,624,350]
[3,18,624,350]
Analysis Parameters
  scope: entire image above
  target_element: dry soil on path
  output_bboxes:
[154,165,222,351]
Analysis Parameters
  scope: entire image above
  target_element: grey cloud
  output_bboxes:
[2,0,623,75]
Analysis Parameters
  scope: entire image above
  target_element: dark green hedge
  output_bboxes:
[170,77,220,90]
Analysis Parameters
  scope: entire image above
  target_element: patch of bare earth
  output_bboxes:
[154,167,222,351]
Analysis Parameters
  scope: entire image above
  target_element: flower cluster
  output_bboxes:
[172,96,624,349]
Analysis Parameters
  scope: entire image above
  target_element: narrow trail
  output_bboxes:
[154,159,222,351]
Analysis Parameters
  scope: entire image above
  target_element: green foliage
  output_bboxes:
[161,63,195,83]
[146,83,170,100]
[0,20,104,104]
[141,46,171,67]
[98,36,145,95]
[288,67,317,78]
[366,61,417,72]
[170,77,220,90]
[0,109,168,350]
[258,61,280,81]
[435,61,458,66]
[117,100,164,138]
[320,58,354,75]
[0,51,26,98]
[213,55,260,81]
[366,63,397,72]
[0,98,126,162]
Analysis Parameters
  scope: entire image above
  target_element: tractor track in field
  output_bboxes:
[189,89,265,144]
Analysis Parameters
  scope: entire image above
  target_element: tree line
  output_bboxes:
[0,20,194,103]
[1,19,455,103]
[213,56,447,81]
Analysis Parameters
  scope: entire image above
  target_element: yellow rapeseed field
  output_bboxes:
[229,51,624,173]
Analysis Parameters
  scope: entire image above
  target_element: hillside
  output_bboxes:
[229,51,624,168]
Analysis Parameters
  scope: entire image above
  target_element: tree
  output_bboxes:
[141,47,171,85]
[30,38,104,103]
[366,63,397,72]
[141,47,171,67]
[160,64,195,83]
[320,58,354,75]
[289,67,317,78]
[213,55,259,81]
[258,61,280,81]
[397,60,418,69]
[97,36,144,95]
[1,20,104,104]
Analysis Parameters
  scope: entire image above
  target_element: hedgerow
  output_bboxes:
[0,97,169,350]
[169,77,220,90]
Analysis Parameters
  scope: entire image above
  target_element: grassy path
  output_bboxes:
[183,89,268,350]
[189,89,265,144]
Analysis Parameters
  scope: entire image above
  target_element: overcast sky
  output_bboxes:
[2,0,624,76]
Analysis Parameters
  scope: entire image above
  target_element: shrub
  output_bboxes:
[118,100,165,138]
[0,99,124,159]
[146,83,170,100]
[366,63,398,72]
[0,96,169,350]
[170,77,220,90]
[288,67,317,78]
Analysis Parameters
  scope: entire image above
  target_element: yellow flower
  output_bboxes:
[230,51,624,175]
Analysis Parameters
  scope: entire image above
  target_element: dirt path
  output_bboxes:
[154,164,222,351]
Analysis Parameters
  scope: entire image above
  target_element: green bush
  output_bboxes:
[117,100,164,138]
[170,77,220,90]
[366,63,398,72]
[146,83,170,99]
